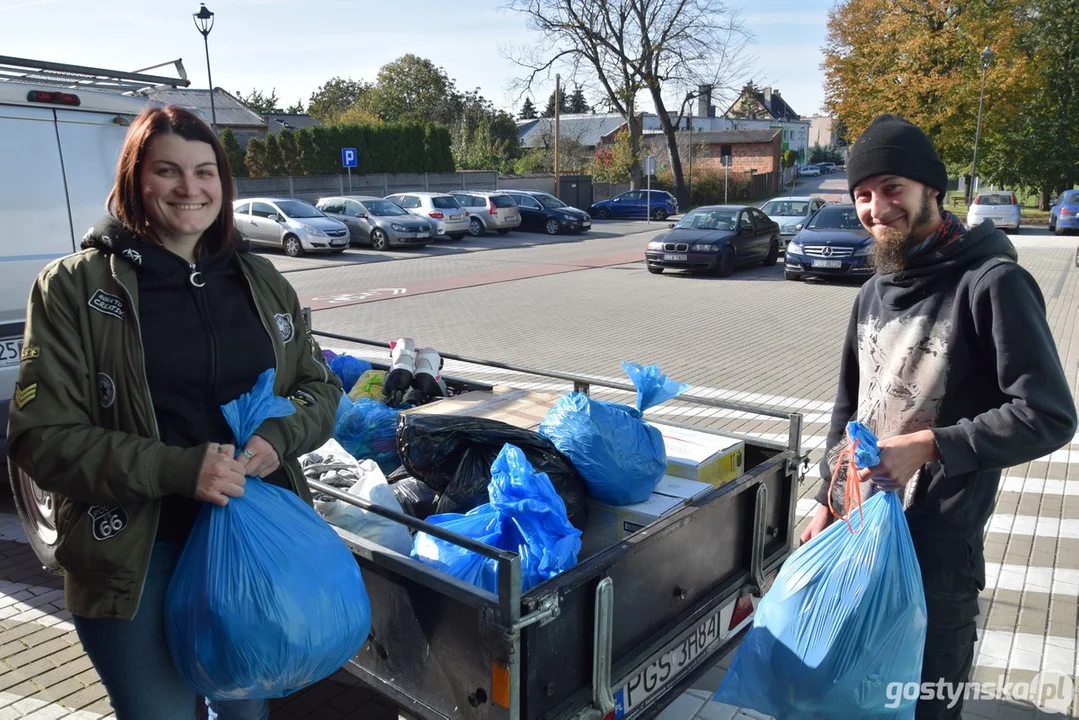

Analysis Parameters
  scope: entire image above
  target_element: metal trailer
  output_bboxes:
[307,323,808,720]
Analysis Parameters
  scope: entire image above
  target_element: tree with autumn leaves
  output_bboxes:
[823,0,1078,206]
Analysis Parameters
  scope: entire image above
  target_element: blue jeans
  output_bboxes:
[71,542,269,720]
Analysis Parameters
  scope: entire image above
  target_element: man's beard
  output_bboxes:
[869,189,934,274]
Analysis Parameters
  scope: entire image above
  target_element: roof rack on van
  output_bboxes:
[0,56,190,93]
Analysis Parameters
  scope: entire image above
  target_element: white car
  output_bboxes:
[385,192,470,240]
[967,192,1021,233]
[798,165,821,177]
[760,196,827,236]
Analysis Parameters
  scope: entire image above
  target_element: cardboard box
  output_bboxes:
[402,386,559,431]
[580,493,685,556]
[654,475,714,502]
[650,422,745,487]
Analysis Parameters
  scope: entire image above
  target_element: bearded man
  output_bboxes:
[800,114,1077,719]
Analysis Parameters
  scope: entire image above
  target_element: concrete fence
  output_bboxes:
[234,171,499,203]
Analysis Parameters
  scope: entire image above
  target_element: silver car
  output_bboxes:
[760,196,827,236]
[384,192,470,240]
[449,191,522,236]
[967,191,1021,233]
[316,196,433,250]
[233,197,350,256]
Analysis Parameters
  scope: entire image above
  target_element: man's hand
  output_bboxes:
[800,503,835,544]
[237,434,280,479]
[856,429,940,491]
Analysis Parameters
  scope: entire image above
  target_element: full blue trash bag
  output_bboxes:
[538,361,688,505]
[411,444,582,594]
[847,420,881,468]
[334,398,402,474]
[714,431,927,720]
[329,354,372,394]
[165,369,372,701]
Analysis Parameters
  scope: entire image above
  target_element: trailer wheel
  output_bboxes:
[9,459,60,573]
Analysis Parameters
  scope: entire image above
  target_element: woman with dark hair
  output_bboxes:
[5,105,342,719]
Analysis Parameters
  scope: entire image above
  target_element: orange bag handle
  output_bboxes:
[828,429,866,534]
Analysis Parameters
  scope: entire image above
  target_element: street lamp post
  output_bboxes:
[193,3,217,132]
[553,73,561,199]
[968,46,995,204]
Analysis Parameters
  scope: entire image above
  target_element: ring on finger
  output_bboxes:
[242,449,255,460]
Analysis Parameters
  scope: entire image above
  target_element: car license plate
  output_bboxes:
[812,259,843,269]
[664,253,687,261]
[0,336,23,369]
[416,231,430,238]
[508,216,519,222]
[583,221,591,228]
[450,214,464,220]
[615,608,724,718]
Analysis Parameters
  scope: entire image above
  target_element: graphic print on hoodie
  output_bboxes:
[816,213,1077,549]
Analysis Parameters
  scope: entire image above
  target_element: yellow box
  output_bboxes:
[650,422,745,487]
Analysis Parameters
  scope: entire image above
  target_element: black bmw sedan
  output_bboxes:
[644,205,780,277]
[784,204,874,281]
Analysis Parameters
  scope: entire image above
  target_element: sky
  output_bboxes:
[3,0,834,119]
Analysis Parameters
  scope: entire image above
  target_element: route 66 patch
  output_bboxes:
[88,505,129,541]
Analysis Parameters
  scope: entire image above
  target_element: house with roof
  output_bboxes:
[144,87,268,147]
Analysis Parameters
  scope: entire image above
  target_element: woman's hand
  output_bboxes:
[238,435,280,479]
[196,443,247,506]
[799,502,835,545]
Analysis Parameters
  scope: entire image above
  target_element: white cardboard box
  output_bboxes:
[580,493,685,556]
[650,422,745,487]
[654,475,714,502]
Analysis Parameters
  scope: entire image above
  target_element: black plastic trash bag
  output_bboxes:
[396,414,589,530]
[390,477,441,520]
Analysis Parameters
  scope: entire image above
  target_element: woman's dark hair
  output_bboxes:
[107,105,235,257]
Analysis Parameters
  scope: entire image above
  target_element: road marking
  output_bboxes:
[974,630,1077,676]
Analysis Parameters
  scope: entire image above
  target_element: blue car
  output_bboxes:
[591,190,678,221]
[784,204,875,281]
[1049,190,1079,236]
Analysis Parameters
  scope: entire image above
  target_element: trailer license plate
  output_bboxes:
[0,336,22,369]
[811,259,842,269]
[664,253,687,262]
[614,608,723,717]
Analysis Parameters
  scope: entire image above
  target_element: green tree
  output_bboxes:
[235,88,281,114]
[540,89,570,118]
[568,85,590,114]
[513,150,549,174]
[244,137,269,177]
[277,130,302,175]
[284,99,305,114]
[220,128,248,177]
[808,144,842,165]
[591,129,635,182]
[359,55,456,124]
[307,77,370,123]
[263,134,285,176]
[519,97,538,119]
[781,148,799,169]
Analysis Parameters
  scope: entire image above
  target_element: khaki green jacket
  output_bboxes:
[6,244,342,619]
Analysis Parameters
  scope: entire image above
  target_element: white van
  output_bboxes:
[0,58,187,432]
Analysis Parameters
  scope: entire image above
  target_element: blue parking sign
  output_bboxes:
[341,147,357,168]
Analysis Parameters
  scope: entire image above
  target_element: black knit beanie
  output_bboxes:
[846,114,948,199]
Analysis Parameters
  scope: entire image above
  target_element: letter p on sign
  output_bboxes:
[342,148,357,168]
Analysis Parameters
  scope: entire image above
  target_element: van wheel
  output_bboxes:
[283,235,303,257]
[9,460,60,573]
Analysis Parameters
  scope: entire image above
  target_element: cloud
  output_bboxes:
[1,0,62,10]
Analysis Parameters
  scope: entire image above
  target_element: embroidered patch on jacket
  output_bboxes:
[20,346,39,362]
[97,372,116,409]
[89,505,128,541]
[274,313,295,343]
[290,389,316,407]
[88,289,125,320]
[13,383,37,410]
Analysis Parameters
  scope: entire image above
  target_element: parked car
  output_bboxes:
[384,192,470,240]
[232,197,350,256]
[798,165,821,177]
[967,191,1022,233]
[499,190,591,235]
[759,196,827,237]
[315,196,432,250]
[449,191,522,236]
[589,190,678,221]
[644,205,780,277]
[1049,190,1079,236]
[817,162,837,174]
[784,203,874,281]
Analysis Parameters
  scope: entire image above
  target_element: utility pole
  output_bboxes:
[554,73,561,201]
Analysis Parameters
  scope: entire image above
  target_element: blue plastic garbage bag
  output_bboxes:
[538,361,688,505]
[411,444,582,593]
[329,353,373,394]
[714,488,927,719]
[847,420,881,468]
[165,369,372,701]
[334,398,402,474]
